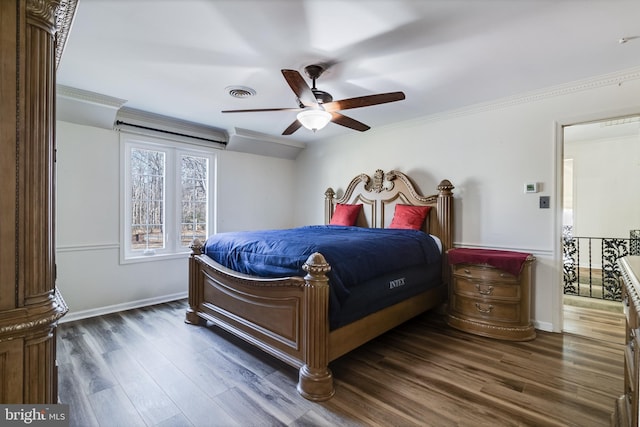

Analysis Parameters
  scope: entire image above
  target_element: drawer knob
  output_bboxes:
[475,303,493,313]
[475,284,494,295]
[464,269,471,274]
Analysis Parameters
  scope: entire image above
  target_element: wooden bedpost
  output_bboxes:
[324,187,336,225]
[437,179,455,286]
[185,238,206,325]
[298,253,335,401]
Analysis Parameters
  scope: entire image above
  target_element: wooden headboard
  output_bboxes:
[324,169,454,254]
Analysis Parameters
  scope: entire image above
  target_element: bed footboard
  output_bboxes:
[186,240,335,401]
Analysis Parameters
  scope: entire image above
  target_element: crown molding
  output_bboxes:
[57,84,128,108]
[226,127,306,160]
[56,85,127,129]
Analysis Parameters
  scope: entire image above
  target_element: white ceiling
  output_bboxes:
[57,0,640,144]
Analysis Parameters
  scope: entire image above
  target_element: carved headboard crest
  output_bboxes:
[366,169,396,193]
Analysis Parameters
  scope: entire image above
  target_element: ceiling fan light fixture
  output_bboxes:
[297,109,331,132]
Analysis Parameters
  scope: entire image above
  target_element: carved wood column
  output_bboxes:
[437,179,454,287]
[0,0,76,404]
[185,240,206,325]
[324,188,335,225]
[298,253,334,401]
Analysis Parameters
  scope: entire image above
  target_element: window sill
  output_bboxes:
[120,250,191,265]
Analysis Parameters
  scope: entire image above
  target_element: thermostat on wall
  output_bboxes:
[524,182,538,193]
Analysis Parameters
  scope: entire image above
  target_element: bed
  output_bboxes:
[185,169,454,401]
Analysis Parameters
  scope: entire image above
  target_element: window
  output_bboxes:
[130,147,166,253]
[122,134,215,262]
[180,154,209,246]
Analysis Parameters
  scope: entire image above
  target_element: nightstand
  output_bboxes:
[447,248,536,341]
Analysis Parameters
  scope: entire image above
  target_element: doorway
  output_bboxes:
[561,114,640,342]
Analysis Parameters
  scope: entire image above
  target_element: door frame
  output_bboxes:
[554,107,640,332]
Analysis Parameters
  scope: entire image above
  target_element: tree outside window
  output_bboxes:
[180,155,208,247]
[130,148,165,252]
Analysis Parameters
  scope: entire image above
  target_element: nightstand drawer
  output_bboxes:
[452,263,518,283]
[452,276,521,300]
[450,294,521,323]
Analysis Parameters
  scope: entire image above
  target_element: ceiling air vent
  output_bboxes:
[226,86,256,98]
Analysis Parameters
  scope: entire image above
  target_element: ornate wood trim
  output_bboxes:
[54,0,77,68]
[0,289,68,339]
[25,0,77,67]
[0,0,75,403]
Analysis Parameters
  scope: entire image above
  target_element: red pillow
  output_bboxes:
[329,203,362,226]
[389,204,431,230]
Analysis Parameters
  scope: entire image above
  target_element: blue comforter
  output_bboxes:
[204,225,441,308]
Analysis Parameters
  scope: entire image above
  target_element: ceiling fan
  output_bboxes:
[222,64,405,135]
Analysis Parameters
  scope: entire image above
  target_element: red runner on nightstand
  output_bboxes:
[447,248,531,276]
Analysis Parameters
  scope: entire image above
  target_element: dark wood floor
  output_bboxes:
[57,300,624,427]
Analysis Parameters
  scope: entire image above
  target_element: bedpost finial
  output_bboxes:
[190,238,204,255]
[303,252,331,276]
[325,188,335,199]
[437,179,454,195]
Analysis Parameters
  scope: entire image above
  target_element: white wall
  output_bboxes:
[563,131,640,270]
[565,134,640,238]
[293,72,640,332]
[56,121,296,320]
[215,150,297,232]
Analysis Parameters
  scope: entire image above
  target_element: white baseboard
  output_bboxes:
[533,320,554,333]
[58,290,560,334]
[59,292,188,323]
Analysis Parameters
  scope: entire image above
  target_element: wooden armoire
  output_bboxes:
[0,0,76,403]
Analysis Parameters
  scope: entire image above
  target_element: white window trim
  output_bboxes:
[120,132,217,264]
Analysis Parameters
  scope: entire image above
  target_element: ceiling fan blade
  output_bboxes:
[282,120,302,135]
[323,91,405,112]
[281,69,318,107]
[222,107,302,113]
[330,112,370,132]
